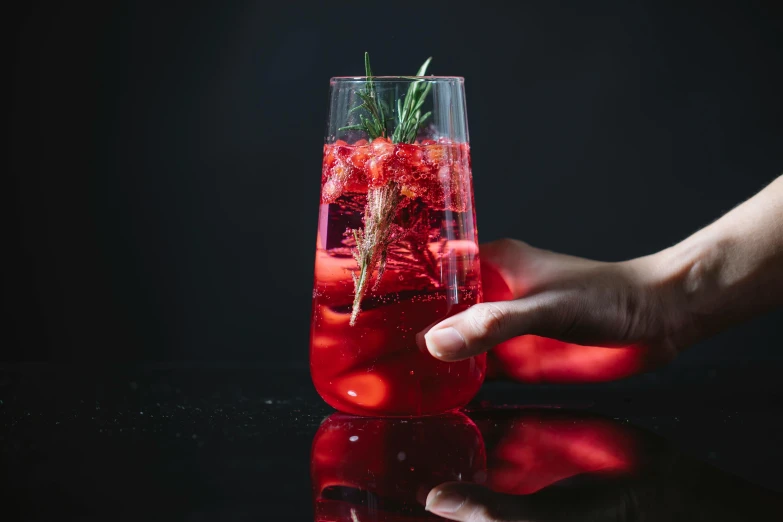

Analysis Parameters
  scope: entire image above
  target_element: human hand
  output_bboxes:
[421,175,783,383]
[421,239,680,383]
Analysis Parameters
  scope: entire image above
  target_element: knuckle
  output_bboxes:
[467,303,508,339]
[492,237,526,254]
[493,237,518,250]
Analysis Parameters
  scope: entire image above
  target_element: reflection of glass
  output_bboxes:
[311,412,485,521]
[310,75,485,416]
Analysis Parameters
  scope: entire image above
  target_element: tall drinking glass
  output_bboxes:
[311,75,484,416]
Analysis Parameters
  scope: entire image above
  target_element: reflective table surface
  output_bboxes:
[2,364,782,520]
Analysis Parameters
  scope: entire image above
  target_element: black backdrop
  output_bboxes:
[7,1,782,368]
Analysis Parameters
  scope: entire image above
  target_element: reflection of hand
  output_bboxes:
[472,411,639,496]
[425,410,783,521]
[421,176,783,383]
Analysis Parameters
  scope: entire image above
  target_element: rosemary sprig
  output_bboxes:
[344,54,433,325]
[349,181,401,325]
[391,57,433,144]
[338,53,391,140]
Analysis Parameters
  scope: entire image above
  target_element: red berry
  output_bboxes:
[349,147,370,169]
[395,143,424,168]
[425,144,448,165]
[321,139,472,211]
[371,138,393,156]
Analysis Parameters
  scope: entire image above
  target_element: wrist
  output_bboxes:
[643,229,739,350]
[623,235,719,351]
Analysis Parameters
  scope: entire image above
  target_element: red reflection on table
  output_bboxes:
[472,409,639,495]
[311,408,642,520]
[311,412,486,521]
[481,260,654,383]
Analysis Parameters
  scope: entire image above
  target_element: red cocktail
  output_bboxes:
[310,57,484,416]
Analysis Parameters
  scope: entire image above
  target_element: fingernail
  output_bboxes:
[425,490,466,513]
[425,327,466,358]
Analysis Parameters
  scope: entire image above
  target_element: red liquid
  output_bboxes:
[311,412,486,521]
[311,138,485,416]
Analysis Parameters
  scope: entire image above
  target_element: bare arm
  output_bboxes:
[649,174,783,348]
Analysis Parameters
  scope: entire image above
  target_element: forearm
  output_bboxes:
[644,175,783,348]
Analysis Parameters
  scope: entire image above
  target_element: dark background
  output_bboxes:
[7,1,782,369]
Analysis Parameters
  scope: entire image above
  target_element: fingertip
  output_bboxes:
[425,486,466,514]
[424,482,505,521]
[425,327,468,361]
[424,486,439,511]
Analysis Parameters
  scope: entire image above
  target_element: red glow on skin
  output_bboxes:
[488,337,646,383]
[481,255,651,383]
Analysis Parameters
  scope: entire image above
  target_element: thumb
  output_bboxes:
[422,302,529,361]
[425,482,517,521]
[422,294,570,361]
[426,478,641,522]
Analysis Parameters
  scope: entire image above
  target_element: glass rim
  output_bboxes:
[330,76,464,82]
